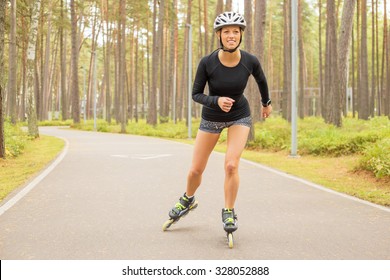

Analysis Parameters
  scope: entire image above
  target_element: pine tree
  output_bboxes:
[0,0,6,157]
[26,0,41,137]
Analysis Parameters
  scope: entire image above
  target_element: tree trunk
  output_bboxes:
[148,0,158,125]
[35,45,41,123]
[282,0,291,121]
[60,0,68,120]
[209,0,223,52]
[318,0,324,117]
[379,0,386,116]
[178,0,192,123]
[170,0,178,123]
[145,7,151,121]
[354,0,361,118]
[70,0,80,123]
[337,0,356,120]
[41,8,52,120]
[128,27,134,123]
[225,0,232,11]
[245,1,255,141]
[87,8,99,120]
[38,4,43,121]
[129,23,133,122]
[141,39,145,120]
[119,0,126,132]
[115,18,120,123]
[158,0,168,122]
[48,33,59,116]
[324,0,339,126]
[359,0,369,120]
[370,0,376,117]
[203,0,208,55]
[298,0,307,119]
[254,0,266,123]
[375,0,381,115]
[386,4,390,117]
[267,7,273,91]
[26,0,41,137]
[104,0,111,123]
[198,0,203,59]
[134,23,139,123]
[0,0,5,157]
[8,0,17,124]
[19,16,28,121]
[185,0,192,125]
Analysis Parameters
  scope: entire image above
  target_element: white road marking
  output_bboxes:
[0,137,70,217]
[111,154,172,160]
[111,155,129,158]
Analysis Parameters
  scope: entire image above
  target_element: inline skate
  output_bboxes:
[162,193,198,231]
[222,208,238,248]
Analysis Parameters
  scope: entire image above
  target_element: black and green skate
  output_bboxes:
[162,193,198,231]
[222,208,238,248]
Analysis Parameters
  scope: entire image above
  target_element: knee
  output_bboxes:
[188,166,203,178]
[225,160,238,175]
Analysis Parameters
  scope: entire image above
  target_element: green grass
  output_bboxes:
[237,149,390,207]
[0,135,65,202]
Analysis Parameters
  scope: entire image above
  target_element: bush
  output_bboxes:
[250,116,389,157]
[39,119,73,126]
[298,129,382,156]
[359,138,390,178]
[246,117,290,151]
[4,121,30,157]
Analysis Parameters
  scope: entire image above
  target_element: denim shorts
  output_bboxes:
[199,116,252,134]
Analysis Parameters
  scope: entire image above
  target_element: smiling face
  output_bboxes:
[218,25,242,50]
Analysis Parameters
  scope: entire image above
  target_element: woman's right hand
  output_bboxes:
[218,97,235,113]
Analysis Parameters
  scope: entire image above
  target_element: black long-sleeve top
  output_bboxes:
[192,49,270,122]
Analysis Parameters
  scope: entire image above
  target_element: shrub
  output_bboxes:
[39,119,73,126]
[359,138,390,178]
[298,129,382,156]
[4,121,30,157]
[246,117,290,151]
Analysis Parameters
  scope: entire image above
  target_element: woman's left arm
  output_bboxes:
[252,56,271,106]
[252,56,272,118]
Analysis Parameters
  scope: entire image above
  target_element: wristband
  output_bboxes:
[262,100,271,107]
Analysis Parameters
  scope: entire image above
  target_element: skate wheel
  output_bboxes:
[227,233,234,249]
[162,219,174,231]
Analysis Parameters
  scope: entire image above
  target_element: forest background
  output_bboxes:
[0,1,389,204]
[0,0,389,130]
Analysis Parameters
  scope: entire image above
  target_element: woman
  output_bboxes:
[163,12,272,235]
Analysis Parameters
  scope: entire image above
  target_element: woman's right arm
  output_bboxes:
[192,58,220,109]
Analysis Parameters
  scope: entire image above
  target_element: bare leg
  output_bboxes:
[186,130,220,196]
[224,125,250,209]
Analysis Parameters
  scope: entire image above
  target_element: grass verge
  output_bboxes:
[239,150,390,207]
[0,136,65,202]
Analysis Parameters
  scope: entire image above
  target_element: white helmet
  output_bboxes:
[214,12,246,32]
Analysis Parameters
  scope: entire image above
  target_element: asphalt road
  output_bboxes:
[0,126,389,260]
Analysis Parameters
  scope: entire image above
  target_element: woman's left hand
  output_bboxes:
[261,105,272,119]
